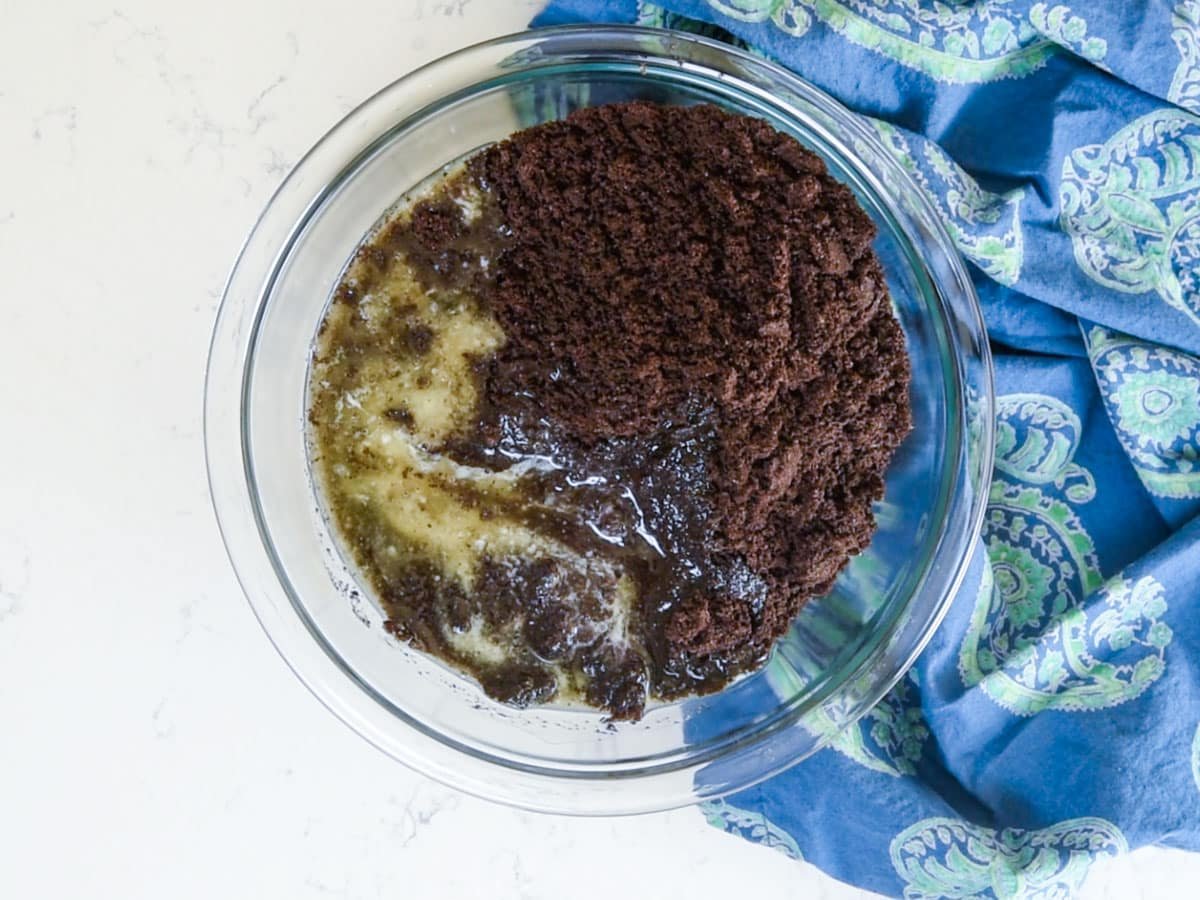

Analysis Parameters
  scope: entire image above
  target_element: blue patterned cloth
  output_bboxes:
[532,3,1200,896]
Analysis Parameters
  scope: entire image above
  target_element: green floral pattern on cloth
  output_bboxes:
[700,799,804,859]
[1060,108,1200,328]
[989,394,1094,496]
[873,120,1026,285]
[1029,4,1107,65]
[959,394,1174,714]
[765,648,931,777]
[702,0,1061,83]
[635,0,753,43]
[823,672,930,777]
[890,816,1127,899]
[1085,326,1200,499]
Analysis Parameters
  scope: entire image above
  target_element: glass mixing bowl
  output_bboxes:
[205,25,993,815]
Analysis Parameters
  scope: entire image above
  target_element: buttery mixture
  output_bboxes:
[308,102,911,720]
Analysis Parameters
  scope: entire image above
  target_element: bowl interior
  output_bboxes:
[224,31,987,811]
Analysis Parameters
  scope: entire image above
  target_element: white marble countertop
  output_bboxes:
[2,2,1198,897]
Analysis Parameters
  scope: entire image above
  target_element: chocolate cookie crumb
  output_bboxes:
[309,101,911,720]
[466,102,911,669]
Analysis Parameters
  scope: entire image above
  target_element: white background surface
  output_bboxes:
[2,2,1198,897]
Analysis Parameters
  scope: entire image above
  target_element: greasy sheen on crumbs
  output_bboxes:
[308,102,912,720]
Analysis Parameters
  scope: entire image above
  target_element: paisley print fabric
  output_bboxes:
[1085,325,1200,515]
[891,816,1126,899]
[703,0,1060,83]
[534,1,1200,895]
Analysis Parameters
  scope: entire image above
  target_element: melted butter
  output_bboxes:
[444,615,512,665]
[309,161,767,718]
[323,264,503,447]
[309,169,644,705]
[322,263,621,595]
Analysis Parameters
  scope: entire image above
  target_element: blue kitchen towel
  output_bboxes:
[532,3,1200,897]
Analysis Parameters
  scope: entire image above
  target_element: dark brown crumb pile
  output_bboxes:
[316,101,912,720]
[463,102,911,660]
